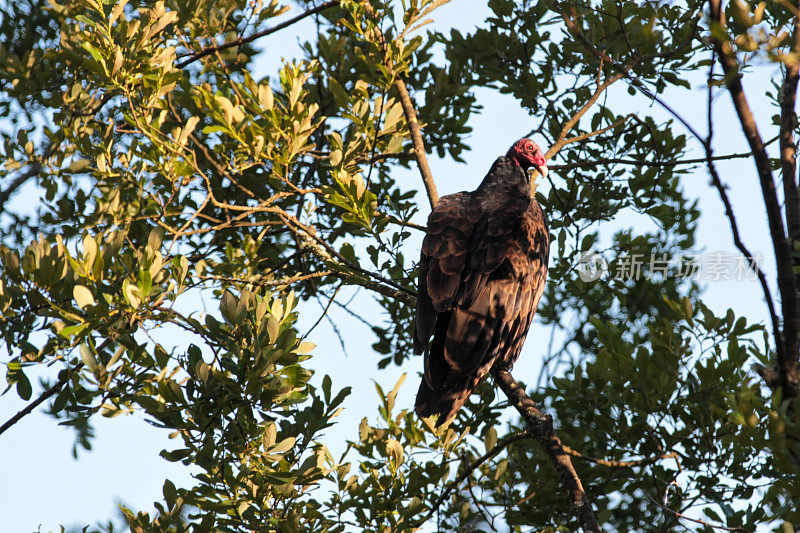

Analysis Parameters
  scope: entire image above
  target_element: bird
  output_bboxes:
[414,138,550,427]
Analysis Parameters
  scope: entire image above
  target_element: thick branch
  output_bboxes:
[362,0,438,208]
[395,78,438,207]
[781,9,800,248]
[175,1,340,68]
[709,0,800,394]
[491,369,600,532]
[781,8,800,311]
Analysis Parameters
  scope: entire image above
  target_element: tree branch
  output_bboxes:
[0,362,84,437]
[558,4,706,146]
[644,486,751,532]
[557,115,631,149]
[417,430,533,528]
[0,312,121,438]
[562,446,677,468]
[709,0,800,395]
[394,78,438,208]
[0,138,55,216]
[545,68,629,160]
[548,150,759,171]
[491,369,600,532]
[361,0,439,208]
[781,6,800,257]
[0,170,36,216]
[704,57,782,367]
[781,5,800,354]
[175,1,341,69]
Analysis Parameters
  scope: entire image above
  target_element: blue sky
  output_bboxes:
[0,2,782,530]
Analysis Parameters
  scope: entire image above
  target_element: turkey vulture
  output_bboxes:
[414,138,550,427]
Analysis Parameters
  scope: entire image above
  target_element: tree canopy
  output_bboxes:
[1,0,799,531]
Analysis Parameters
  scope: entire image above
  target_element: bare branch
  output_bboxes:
[548,150,758,171]
[416,431,534,528]
[362,0,439,208]
[394,79,439,208]
[562,446,677,468]
[0,170,36,215]
[491,369,600,532]
[558,3,705,145]
[0,362,84,437]
[545,68,629,160]
[176,1,341,68]
[780,8,800,284]
[709,0,800,395]
[705,58,782,366]
[0,337,114,437]
[644,485,751,532]
[0,139,54,216]
[558,115,631,149]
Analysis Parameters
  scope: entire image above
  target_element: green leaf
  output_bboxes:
[270,436,295,454]
[80,344,98,372]
[163,479,177,507]
[60,323,89,338]
[13,368,32,401]
[147,227,165,255]
[73,285,95,309]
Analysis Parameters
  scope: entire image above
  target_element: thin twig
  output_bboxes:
[417,431,533,527]
[303,282,343,337]
[176,1,340,68]
[548,150,758,171]
[562,446,677,468]
[644,487,751,532]
[704,56,781,365]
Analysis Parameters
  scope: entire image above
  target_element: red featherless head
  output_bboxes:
[507,138,547,174]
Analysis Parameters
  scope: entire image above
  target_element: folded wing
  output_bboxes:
[414,192,547,426]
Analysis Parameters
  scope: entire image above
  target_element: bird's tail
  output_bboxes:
[415,372,480,428]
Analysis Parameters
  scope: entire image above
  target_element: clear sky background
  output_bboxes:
[0,2,781,531]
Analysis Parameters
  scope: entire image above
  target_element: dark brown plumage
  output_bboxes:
[414,139,550,427]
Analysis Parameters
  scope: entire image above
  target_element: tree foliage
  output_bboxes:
[1,0,800,531]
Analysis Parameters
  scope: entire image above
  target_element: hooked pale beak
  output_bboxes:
[529,164,548,194]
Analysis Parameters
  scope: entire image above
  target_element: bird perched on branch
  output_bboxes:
[414,138,550,427]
